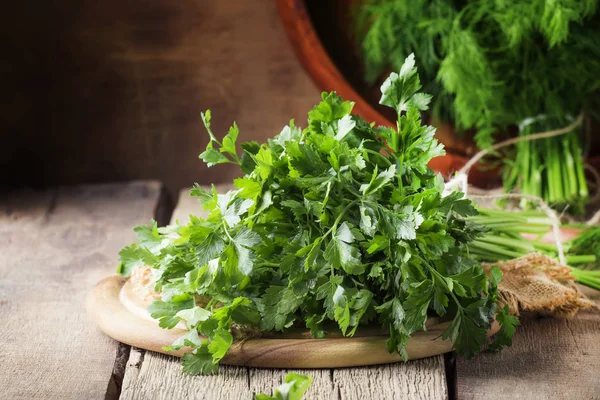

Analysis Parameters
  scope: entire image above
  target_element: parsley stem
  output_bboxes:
[255,222,294,227]
[324,199,360,237]
[397,154,404,191]
[206,130,223,147]
[345,176,364,198]
[259,261,279,267]
[416,255,466,312]
[206,297,218,309]
[222,222,235,243]
[362,148,393,166]
[229,154,241,165]
[326,200,360,276]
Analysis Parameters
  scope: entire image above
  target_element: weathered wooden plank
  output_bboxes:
[123,351,251,400]
[0,181,165,400]
[457,309,600,399]
[334,359,448,400]
[121,186,448,399]
[248,364,448,400]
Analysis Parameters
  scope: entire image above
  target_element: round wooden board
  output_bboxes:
[86,275,500,368]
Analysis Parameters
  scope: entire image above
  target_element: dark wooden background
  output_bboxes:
[1,1,320,195]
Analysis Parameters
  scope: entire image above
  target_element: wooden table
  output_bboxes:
[2,181,599,399]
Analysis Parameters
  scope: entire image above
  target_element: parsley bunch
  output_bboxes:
[118,55,516,375]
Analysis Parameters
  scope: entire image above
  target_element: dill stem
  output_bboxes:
[565,255,596,265]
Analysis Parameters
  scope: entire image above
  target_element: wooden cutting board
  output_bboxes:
[86,275,500,368]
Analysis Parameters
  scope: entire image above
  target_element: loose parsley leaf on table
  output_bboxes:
[255,372,313,400]
[119,54,516,374]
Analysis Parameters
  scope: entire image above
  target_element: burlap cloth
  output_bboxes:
[484,253,598,316]
[468,185,599,316]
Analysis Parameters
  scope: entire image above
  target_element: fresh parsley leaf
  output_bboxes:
[207,328,233,362]
[379,53,423,113]
[255,372,313,400]
[164,328,201,352]
[117,244,157,277]
[148,298,194,329]
[360,165,396,196]
[442,309,489,359]
[489,305,520,351]
[199,147,229,167]
[182,341,219,375]
[324,223,364,275]
[220,123,239,157]
[175,306,211,328]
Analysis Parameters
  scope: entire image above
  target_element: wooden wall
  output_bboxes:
[1,1,320,194]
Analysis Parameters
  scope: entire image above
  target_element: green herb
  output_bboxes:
[466,207,600,290]
[354,0,599,211]
[119,55,514,374]
[255,373,313,400]
[567,225,600,266]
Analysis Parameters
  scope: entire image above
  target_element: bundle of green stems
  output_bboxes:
[468,207,600,290]
[502,120,588,214]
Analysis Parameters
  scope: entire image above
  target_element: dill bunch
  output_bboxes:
[354,0,600,211]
